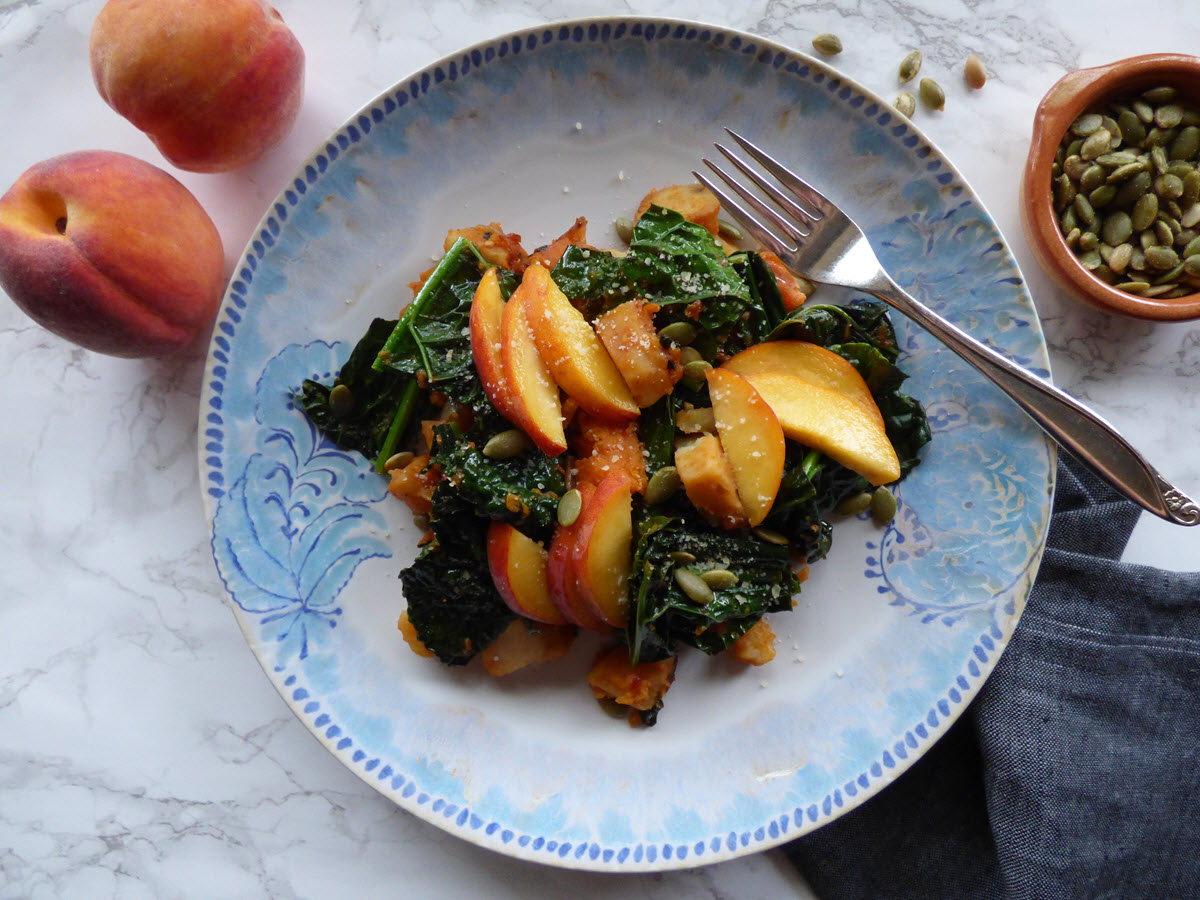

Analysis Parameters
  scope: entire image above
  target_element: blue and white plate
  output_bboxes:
[199,18,1053,872]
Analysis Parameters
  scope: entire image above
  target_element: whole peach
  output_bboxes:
[90,0,305,173]
[0,150,226,358]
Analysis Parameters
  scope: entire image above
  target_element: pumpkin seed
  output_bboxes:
[964,54,987,90]
[383,450,415,472]
[751,526,789,546]
[1073,194,1096,224]
[1078,231,1099,252]
[700,568,739,590]
[1109,242,1134,274]
[1063,155,1090,180]
[1101,212,1134,246]
[483,428,533,459]
[870,487,898,525]
[1183,235,1200,258]
[682,359,713,381]
[918,77,945,111]
[644,466,682,507]
[898,50,922,83]
[1072,113,1104,136]
[1132,192,1160,231]
[658,320,697,346]
[1145,244,1180,270]
[614,216,634,243]
[812,33,842,55]
[1143,86,1178,104]
[894,91,917,118]
[1106,161,1149,183]
[328,383,355,417]
[1156,104,1185,129]
[674,568,714,605]
[1171,126,1200,161]
[1183,170,1200,207]
[1156,173,1185,199]
[1096,151,1139,167]
[1114,170,1153,208]
[1089,184,1117,208]
[556,488,583,526]
[1080,164,1107,192]
[1115,280,1152,293]
[1184,254,1200,276]
[1118,109,1147,145]
[1182,203,1200,229]
[669,551,697,565]
[835,491,873,516]
[717,218,744,241]
[1080,129,1112,160]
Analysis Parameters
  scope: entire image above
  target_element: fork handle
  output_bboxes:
[866,272,1200,525]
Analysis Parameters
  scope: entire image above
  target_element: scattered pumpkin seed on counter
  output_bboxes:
[1052,84,1200,299]
[812,32,843,55]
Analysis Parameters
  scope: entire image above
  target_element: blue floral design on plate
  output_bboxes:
[199,18,1054,872]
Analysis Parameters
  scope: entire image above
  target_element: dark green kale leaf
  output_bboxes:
[623,206,753,330]
[400,488,514,666]
[768,299,899,361]
[376,237,517,419]
[628,513,800,664]
[549,245,634,320]
[430,424,565,536]
[298,317,414,462]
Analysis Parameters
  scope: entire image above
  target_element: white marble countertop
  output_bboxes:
[4,1,1200,896]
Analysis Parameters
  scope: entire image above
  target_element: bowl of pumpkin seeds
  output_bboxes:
[1021,53,1200,320]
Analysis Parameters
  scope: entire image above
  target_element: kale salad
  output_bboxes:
[298,184,930,726]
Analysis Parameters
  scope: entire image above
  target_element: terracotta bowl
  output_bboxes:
[1021,53,1200,321]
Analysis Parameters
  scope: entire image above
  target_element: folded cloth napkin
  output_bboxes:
[785,453,1200,899]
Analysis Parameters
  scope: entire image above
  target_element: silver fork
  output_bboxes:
[695,129,1200,525]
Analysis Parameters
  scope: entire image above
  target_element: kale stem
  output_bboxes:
[373,378,420,473]
[801,448,824,480]
[372,237,475,373]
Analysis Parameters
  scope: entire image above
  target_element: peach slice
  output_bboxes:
[500,277,567,456]
[546,484,608,632]
[469,267,520,423]
[569,473,635,628]
[705,368,785,527]
[740,372,901,486]
[521,263,639,421]
[486,521,568,626]
[723,340,883,425]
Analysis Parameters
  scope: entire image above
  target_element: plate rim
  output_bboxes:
[197,14,1056,872]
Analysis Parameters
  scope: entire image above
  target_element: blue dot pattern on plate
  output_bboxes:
[199,18,1053,873]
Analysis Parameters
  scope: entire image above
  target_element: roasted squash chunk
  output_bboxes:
[594,299,681,408]
[674,433,748,529]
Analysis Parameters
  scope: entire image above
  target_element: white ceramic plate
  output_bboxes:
[199,18,1054,872]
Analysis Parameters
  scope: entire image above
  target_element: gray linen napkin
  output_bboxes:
[785,454,1200,899]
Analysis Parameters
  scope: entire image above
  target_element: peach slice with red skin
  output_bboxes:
[568,473,635,629]
[521,263,639,421]
[486,521,568,626]
[469,267,521,423]
[739,371,901,486]
[705,368,786,527]
[546,485,608,632]
[500,275,567,456]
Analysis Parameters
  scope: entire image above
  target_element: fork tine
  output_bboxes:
[724,128,837,217]
[691,167,796,262]
[712,142,820,233]
[699,157,809,247]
